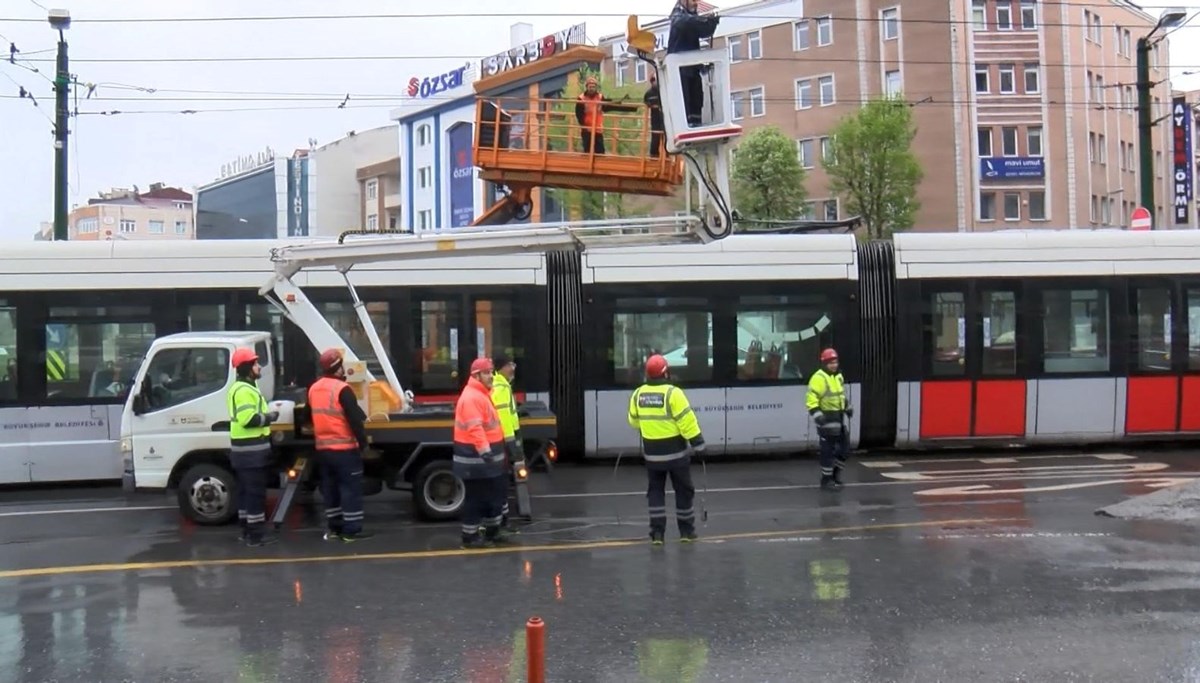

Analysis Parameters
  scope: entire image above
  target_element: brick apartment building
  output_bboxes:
[68,183,194,240]
[600,0,1177,230]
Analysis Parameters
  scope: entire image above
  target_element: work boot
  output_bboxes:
[679,531,699,544]
[323,526,344,541]
[650,530,665,546]
[833,466,845,486]
[501,516,522,534]
[820,475,841,491]
[340,530,375,543]
[461,534,494,550]
[485,526,514,544]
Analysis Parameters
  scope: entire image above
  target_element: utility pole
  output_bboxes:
[48,9,71,241]
[1134,8,1187,229]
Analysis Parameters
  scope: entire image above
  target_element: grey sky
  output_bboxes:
[2,0,1200,240]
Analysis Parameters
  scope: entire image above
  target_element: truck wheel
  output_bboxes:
[177,463,238,525]
[413,460,465,521]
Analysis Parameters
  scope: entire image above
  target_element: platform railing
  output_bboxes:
[474,96,682,181]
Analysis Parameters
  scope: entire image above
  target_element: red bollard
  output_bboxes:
[526,616,545,683]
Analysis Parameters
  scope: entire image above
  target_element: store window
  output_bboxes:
[1042,289,1109,373]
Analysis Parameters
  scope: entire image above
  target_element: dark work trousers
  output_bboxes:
[233,454,270,542]
[317,448,365,535]
[818,427,850,478]
[681,66,705,126]
[647,461,696,536]
[649,128,664,158]
[462,475,506,540]
[581,130,606,154]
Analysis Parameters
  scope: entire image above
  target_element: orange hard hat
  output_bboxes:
[820,348,839,363]
[470,357,494,375]
[231,347,258,368]
[318,348,344,373]
[645,354,669,379]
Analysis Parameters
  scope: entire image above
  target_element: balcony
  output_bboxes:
[383,192,402,210]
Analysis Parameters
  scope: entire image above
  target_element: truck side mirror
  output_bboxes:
[132,379,150,415]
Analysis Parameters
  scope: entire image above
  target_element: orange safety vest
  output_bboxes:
[578,92,604,130]
[308,376,359,451]
[452,377,506,478]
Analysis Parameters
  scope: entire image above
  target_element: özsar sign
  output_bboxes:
[407,66,468,99]
[482,23,587,77]
[220,147,276,179]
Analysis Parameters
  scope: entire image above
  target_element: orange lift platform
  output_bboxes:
[468,16,742,231]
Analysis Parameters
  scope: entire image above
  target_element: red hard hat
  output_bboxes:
[470,357,494,375]
[645,354,669,379]
[231,347,258,368]
[318,348,344,372]
[820,348,839,363]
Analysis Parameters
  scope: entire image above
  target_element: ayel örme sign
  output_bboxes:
[407,66,468,99]
[1172,95,1193,226]
[481,23,587,77]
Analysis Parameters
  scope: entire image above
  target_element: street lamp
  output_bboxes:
[1137,7,1187,228]
[48,8,71,241]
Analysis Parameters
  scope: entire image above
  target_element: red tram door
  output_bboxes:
[920,287,1026,440]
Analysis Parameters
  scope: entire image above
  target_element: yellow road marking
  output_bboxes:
[0,517,1024,580]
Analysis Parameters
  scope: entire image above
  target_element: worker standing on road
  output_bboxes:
[808,348,852,491]
[308,348,373,542]
[453,357,509,549]
[628,354,705,545]
[228,347,279,547]
[491,352,523,533]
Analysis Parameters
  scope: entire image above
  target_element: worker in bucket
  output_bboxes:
[308,348,373,542]
[453,357,510,549]
[627,353,705,545]
[667,0,720,127]
[491,352,524,533]
[807,347,852,490]
[227,347,279,547]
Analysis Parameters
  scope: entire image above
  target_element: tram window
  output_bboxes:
[317,302,389,368]
[187,304,226,331]
[45,321,157,400]
[929,292,966,377]
[0,303,16,401]
[244,304,286,383]
[415,300,461,392]
[1135,288,1172,372]
[735,295,833,382]
[982,291,1017,375]
[1187,289,1200,371]
[143,347,230,412]
[613,308,713,386]
[1042,289,1109,373]
[476,300,522,359]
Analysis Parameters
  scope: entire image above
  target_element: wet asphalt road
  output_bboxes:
[4,451,1200,682]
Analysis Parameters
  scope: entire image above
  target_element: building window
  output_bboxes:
[997,2,1012,30]
[824,199,839,221]
[975,65,989,93]
[418,210,432,230]
[1098,134,1106,164]
[635,59,648,83]
[148,220,164,234]
[1024,63,1040,93]
[980,192,996,220]
[748,86,766,117]
[748,31,762,59]
[978,127,993,157]
[1029,191,1046,220]
[1004,192,1021,220]
[119,219,136,233]
[1002,127,1018,156]
[798,138,815,169]
[614,58,628,86]
[1042,289,1110,374]
[1020,1,1036,29]
[367,179,378,200]
[1027,126,1043,156]
[972,0,987,30]
[1094,74,1105,103]
[367,214,378,230]
[1123,29,1132,58]
[174,220,187,235]
[1093,13,1102,44]
[794,20,810,50]
[417,124,432,147]
[881,8,899,40]
[418,166,432,189]
[76,218,98,234]
[998,64,1015,93]
[816,16,833,46]
[732,91,746,120]
[820,136,832,164]
[795,79,813,109]
[818,75,835,106]
[1088,133,1096,162]
[885,69,902,97]
[728,34,744,62]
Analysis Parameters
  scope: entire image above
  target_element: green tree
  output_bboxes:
[543,66,651,221]
[729,125,808,226]
[825,95,924,239]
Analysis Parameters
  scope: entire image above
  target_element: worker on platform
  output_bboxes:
[228,347,280,547]
[628,353,705,545]
[453,357,509,549]
[575,76,623,155]
[491,352,524,532]
[644,69,665,158]
[667,0,720,127]
[807,347,852,491]
[308,348,373,542]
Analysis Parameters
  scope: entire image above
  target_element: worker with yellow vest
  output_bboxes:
[227,347,279,546]
[628,353,705,545]
[807,347,852,491]
[308,348,372,542]
[491,352,523,532]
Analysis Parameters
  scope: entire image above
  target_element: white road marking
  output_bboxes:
[0,505,176,518]
[758,530,1114,544]
[979,457,1018,464]
[879,462,1168,481]
[860,453,1136,466]
[914,477,1193,497]
[860,461,902,469]
[1094,454,1137,461]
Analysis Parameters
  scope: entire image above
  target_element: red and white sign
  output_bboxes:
[1130,206,1152,231]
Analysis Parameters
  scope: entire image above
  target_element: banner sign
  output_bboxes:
[407,66,468,100]
[980,157,1045,179]
[286,155,309,237]
[1173,95,1193,226]
[447,123,475,228]
[482,23,586,77]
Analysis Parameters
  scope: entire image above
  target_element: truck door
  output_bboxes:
[127,344,233,488]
